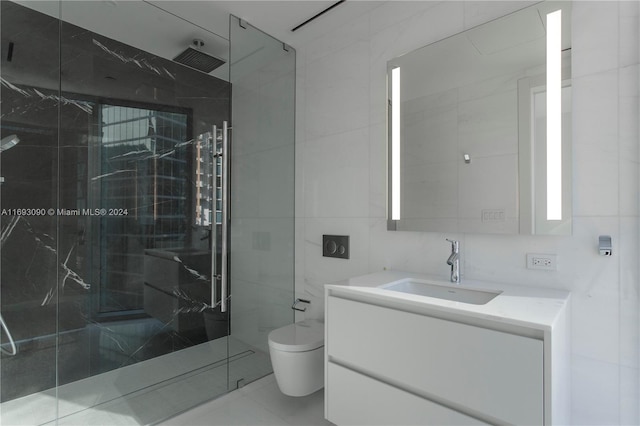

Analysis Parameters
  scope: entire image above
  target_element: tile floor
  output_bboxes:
[0,337,276,425]
[158,374,333,426]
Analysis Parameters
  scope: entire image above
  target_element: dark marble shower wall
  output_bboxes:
[1,1,229,402]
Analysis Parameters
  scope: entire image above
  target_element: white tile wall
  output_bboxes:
[296,1,640,424]
[302,127,370,218]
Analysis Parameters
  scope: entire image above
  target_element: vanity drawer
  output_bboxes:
[326,362,489,426]
[327,295,543,425]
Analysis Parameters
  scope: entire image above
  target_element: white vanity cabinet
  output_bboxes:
[324,273,570,426]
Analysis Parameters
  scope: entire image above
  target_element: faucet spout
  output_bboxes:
[445,238,461,283]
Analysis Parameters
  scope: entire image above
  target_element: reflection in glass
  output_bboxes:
[1,1,295,425]
[96,104,190,313]
[386,1,572,235]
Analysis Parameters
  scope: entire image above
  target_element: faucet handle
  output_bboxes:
[445,238,459,251]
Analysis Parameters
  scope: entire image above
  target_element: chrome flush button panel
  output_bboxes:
[323,235,349,259]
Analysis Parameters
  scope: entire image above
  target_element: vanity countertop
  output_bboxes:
[325,270,570,332]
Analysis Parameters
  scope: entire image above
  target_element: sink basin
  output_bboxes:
[381,278,501,305]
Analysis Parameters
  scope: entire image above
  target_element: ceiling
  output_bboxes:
[174,0,383,46]
[14,0,382,64]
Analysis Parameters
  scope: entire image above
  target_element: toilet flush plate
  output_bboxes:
[323,235,349,259]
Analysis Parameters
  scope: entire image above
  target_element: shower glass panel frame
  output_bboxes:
[1,1,295,425]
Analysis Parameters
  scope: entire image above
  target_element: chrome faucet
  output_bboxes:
[446,238,460,283]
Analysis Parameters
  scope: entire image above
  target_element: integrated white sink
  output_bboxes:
[380,278,501,305]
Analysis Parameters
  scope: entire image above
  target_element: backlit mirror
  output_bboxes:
[387,1,572,235]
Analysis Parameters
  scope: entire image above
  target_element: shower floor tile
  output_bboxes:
[0,337,273,426]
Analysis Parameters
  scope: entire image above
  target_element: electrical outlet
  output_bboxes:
[481,209,505,223]
[526,253,557,271]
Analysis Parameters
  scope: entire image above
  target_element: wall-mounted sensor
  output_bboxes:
[598,235,612,256]
[463,154,471,164]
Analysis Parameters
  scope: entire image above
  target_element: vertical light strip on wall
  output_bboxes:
[546,9,562,220]
[391,67,401,220]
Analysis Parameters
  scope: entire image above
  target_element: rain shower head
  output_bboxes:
[0,134,20,152]
[173,39,225,74]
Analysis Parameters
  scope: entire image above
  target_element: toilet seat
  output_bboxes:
[268,319,324,352]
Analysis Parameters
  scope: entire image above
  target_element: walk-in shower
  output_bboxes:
[0,1,295,424]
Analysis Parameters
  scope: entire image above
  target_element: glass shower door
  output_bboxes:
[55,2,233,422]
[227,16,296,388]
[1,2,296,424]
[1,1,234,424]
[0,2,61,424]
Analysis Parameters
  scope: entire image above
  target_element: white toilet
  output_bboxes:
[267,319,324,397]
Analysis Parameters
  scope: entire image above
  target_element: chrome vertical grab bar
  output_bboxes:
[221,121,229,313]
[211,126,218,309]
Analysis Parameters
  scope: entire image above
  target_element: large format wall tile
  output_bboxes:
[296,2,640,423]
[572,1,620,78]
[572,70,620,217]
[304,42,370,141]
[302,128,369,218]
[572,355,620,425]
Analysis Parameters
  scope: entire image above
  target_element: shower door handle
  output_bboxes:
[211,125,218,310]
[220,121,229,313]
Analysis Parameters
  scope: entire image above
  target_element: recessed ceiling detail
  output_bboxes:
[291,0,346,32]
